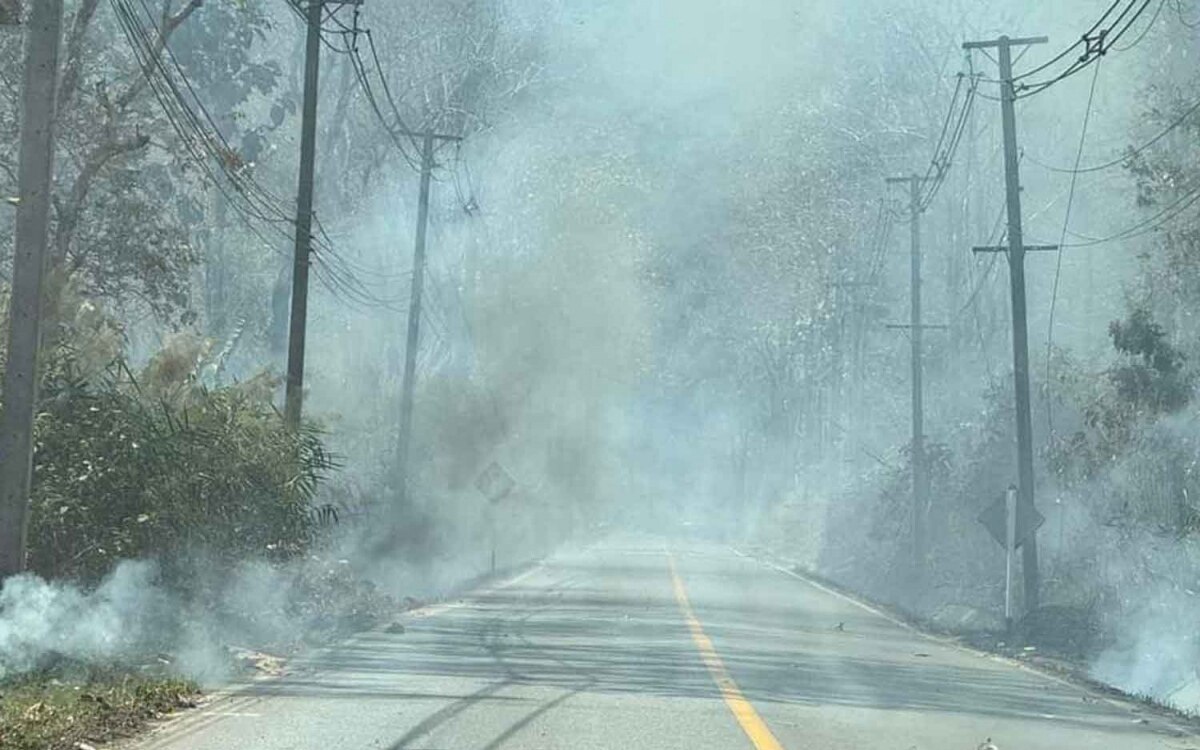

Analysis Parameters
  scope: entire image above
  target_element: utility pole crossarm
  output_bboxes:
[962,36,1048,50]
[394,130,463,142]
[972,244,1058,253]
[884,324,950,330]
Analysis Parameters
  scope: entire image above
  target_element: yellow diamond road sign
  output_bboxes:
[475,461,515,504]
[978,492,1044,549]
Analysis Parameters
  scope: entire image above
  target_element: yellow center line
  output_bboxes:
[668,553,786,750]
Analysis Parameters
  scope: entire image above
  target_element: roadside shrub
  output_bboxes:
[26,341,334,583]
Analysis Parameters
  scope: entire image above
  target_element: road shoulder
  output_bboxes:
[732,544,1200,739]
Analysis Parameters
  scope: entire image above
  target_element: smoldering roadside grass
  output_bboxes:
[0,535,549,750]
[0,573,396,750]
[0,578,401,750]
[0,666,199,750]
[0,552,406,750]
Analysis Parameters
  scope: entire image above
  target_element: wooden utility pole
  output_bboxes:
[283,0,361,431]
[0,0,64,577]
[395,133,434,501]
[964,33,1049,612]
[282,0,323,431]
[885,175,944,587]
[395,129,461,503]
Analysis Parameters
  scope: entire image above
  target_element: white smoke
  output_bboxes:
[0,560,174,678]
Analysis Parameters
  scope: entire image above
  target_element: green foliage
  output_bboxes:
[70,166,201,326]
[26,339,333,583]
[1108,307,1191,415]
[1045,308,1194,490]
[172,1,280,121]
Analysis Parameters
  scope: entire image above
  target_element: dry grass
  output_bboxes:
[0,672,199,750]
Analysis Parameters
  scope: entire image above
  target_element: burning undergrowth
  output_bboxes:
[0,553,400,684]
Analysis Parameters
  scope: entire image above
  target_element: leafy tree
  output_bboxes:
[0,0,281,327]
[1107,306,1191,415]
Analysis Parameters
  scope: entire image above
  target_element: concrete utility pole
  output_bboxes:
[0,0,64,578]
[963,33,1050,612]
[395,129,461,503]
[885,174,943,587]
[283,0,362,431]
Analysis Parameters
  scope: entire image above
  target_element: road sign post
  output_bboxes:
[1005,485,1016,633]
[489,505,496,574]
[475,461,515,574]
[979,484,1044,629]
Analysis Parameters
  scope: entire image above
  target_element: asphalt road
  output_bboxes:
[133,536,1200,750]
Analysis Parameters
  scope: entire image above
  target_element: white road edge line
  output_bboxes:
[729,546,1200,739]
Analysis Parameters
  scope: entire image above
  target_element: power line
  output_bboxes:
[919,74,978,210]
[1015,1,1152,98]
[1045,60,1102,437]
[961,200,1008,381]
[880,66,979,246]
[310,214,415,311]
[1105,0,1155,43]
[1112,0,1167,51]
[113,0,409,315]
[1025,94,1200,175]
[149,0,374,309]
[958,201,1008,317]
[283,0,359,54]
[142,0,388,306]
[925,74,965,176]
[1174,0,1200,28]
[362,29,424,148]
[284,0,428,170]
[450,140,480,214]
[867,200,893,285]
[345,30,424,171]
[1055,180,1200,247]
[883,71,978,225]
[1011,0,1125,82]
[110,0,299,251]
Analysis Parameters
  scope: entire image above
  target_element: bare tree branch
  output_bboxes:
[58,0,102,112]
[50,0,199,264]
[0,155,16,188]
[54,132,151,260]
[115,0,203,110]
